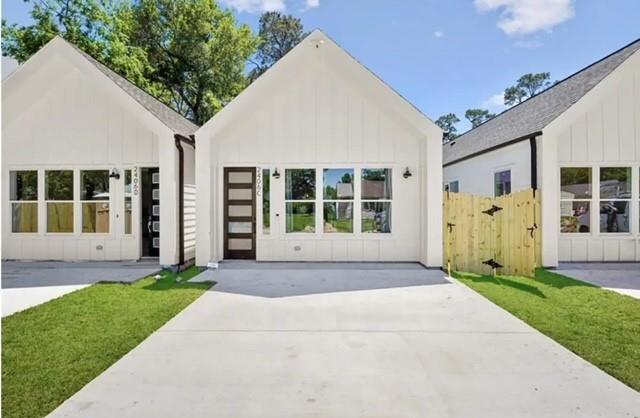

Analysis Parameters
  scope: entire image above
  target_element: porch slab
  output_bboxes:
[556,263,640,299]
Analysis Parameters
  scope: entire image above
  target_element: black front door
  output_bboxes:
[224,168,256,259]
[141,167,160,258]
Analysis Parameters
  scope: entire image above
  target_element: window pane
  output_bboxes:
[362,202,391,233]
[124,170,132,195]
[286,169,315,200]
[494,170,511,197]
[560,201,590,233]
[262,169,270,234]
[82,202,110,233]
[46,170,74,200]
[228,188,252,200]
[600,167,631,199]
[125,196,132,234]
[10,171,38,200]
[324,202,353,233]
[12,203,37,233]
[47,202,74,233]
[229,222,252,233]
[560,167,591,199]
[81,170,109,200]
[229,205,252,217]
[448,181,459,193]
[600,201,630,233]
[286,202,315,233]
[362,169,392,200]
[228,172,253,183]
[229,238,252,250]
[323,169,354,200]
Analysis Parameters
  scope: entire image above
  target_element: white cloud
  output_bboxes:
[481,92,506,111]
[433,31,444,38]
[306,0,320,9]
[221,0,286,13]
[474,0,575,36]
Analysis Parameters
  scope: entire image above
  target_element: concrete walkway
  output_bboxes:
[556,263,640,299]
[2,261,160,316]
[50,263,639,418]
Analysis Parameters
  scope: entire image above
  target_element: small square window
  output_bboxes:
[494,170,511,197]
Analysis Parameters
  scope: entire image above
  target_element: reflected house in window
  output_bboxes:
[443,37,640,265]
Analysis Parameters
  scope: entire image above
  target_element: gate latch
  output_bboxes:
[447,222,456,233]
[482,205,503,216]
[527,223,538,238]
[482,258,503,269]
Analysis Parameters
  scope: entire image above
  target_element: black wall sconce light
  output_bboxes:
[109,168,121,180]
[272,168,281,179]
[403,167,412,179]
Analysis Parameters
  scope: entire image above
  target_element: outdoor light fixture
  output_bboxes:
[403,167,412,179]
[272,168,281,179]
[109,168,121,180]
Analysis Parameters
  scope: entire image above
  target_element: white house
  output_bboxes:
[2,36,198,267]
[195,30,443,267]
[443,39,640,266]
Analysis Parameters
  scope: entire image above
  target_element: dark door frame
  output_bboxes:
[223,167,256,260]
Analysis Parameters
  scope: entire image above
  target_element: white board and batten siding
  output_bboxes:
[195,30,443,266]
[545,48,640,262]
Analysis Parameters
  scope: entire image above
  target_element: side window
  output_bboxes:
[323,168,354,233]
[262,168,270,234]
[361,168,392,233]
[124,170,133,234]
[45,170,74,233]
[599,167,631,233]
[560,167,592,233]
[10,171,38,233]
[285,169,316,233]
[81,170,110,233]
[494,170,511,197]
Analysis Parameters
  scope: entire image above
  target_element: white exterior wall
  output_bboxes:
[443,139,534,196]
[544,49,640,263]
[2,39,184,265]
[196,31,442,266]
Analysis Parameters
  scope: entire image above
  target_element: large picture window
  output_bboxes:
[560,167,592,233]
[361,168,392,233]
[285,169,316,233]
[10,171,38,233]
[46,170,74,233]
[323,168,354,233]
[81,170,110,233]
[600,167,631,233]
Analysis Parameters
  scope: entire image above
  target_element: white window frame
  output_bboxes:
[45,169,76,234]
[322,168,355,234]
[79,169,111,235]
[9,170,39,234]
[361,167,393,234]
[284,168,317,234]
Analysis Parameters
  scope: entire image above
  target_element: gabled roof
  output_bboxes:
[197,29,441,139]
[444,38,640,166]
[65,40,199,135]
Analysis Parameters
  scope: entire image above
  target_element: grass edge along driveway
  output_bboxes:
[455,269,640,392]
[2,267,211,418]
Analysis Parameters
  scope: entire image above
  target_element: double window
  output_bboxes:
[284,167,392,234]
[10,171,38,233]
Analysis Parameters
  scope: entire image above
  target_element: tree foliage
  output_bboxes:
[249,11,306,81]
[2,0,259,125]
[435,113,460,143]
[464,108,495,128]
[503,72,552,107]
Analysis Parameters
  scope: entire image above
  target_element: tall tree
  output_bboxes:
[435,113,460,143]
[464,108,495,128]
[249,11,306,81]
[2,0,259,125]
[503,72,552,107]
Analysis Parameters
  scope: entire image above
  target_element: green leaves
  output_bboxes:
[435,113,460,143]
[464,108,496,128]
[504,72,552,106]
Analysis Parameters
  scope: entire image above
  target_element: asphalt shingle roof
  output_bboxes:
[443,38,640,166]
[67,40,199,135]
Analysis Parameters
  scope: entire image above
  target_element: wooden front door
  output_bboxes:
[224,168,256,259]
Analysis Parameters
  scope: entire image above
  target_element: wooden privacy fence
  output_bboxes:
[443,189,541,277]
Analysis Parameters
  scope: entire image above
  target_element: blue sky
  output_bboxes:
[3,0,639,131]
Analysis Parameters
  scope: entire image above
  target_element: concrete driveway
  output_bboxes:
[50,262,639,418]
[556,263,640,299]
[2,261,160,316]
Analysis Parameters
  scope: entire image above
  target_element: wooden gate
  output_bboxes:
[443,189,541,277]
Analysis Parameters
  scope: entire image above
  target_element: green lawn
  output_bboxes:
[2,267,211,418]
[455,269,640,391]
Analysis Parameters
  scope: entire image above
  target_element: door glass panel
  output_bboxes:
[229,222,252,233]
[229,205,252,217]
[229,238,252,250]
[228,188,252,200]
[228,172,253,183]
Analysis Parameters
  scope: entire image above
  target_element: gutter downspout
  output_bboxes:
[529,135,538,192]
[174,133,196,271]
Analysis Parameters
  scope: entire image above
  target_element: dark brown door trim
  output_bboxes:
[223,167,256,260]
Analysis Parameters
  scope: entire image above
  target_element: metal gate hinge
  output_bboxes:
[482,258,503,269]
[482,205,503,216]
[447,222,456,232]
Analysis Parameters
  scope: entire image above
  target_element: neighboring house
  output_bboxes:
[443,39,640,266]
[195,30,443,266]
[2,36,198,267]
